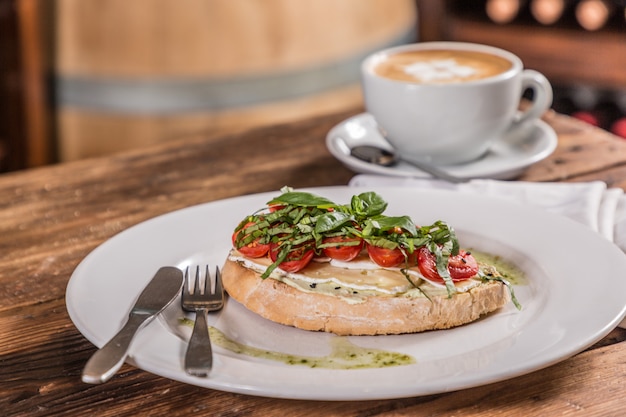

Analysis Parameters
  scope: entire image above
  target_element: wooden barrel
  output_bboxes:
[54,0,417,161]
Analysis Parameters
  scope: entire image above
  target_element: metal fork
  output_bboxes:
[181,265,224,376]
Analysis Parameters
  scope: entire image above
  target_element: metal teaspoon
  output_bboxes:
[349,145,468,184]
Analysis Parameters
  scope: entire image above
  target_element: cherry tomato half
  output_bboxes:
[366,244,406,268]
[322,235,364,262]
[231,221,270,258]
[417,247,478,282]
[269,242,315,273]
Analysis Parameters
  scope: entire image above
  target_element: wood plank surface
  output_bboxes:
[2,109,626,416]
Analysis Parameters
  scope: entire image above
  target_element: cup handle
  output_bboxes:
[508,69,553,135]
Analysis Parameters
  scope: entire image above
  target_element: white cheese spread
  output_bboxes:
[228,250,482,300]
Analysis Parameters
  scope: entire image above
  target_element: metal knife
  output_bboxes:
[81,266,184,384]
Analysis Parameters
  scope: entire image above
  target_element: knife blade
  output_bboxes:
[81,266,184,384]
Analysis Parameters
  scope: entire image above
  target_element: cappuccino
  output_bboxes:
[374,50,513,84]
[362,42,552,165]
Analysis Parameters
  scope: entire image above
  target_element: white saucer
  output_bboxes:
[326,113,558,180]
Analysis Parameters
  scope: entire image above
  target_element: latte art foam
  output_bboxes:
[403,59,477,83]
[374,49,513,84]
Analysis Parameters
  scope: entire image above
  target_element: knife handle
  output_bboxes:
[82,314,152,384]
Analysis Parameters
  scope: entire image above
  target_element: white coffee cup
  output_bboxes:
[361,42,553,166]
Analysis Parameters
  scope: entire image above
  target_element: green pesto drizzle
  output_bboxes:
[179,318,415,369]
[471,250,527,286]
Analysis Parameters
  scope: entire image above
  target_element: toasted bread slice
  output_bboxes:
[222,258,510,336]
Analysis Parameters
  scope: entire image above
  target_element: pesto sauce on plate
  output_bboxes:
[471,250,526,285]
[180,319,415,369]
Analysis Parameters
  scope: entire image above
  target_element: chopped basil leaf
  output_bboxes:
[268,191,336,209]
[362,215,417,236]
[479,271,522,310]
[351,192,388,218]
[315,211,355,234]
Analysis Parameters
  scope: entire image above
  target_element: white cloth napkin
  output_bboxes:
[349,174,626,328]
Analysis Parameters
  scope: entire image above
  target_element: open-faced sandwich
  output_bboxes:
[222,188,519,336]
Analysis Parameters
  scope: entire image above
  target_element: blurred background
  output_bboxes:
[2,0,626,173]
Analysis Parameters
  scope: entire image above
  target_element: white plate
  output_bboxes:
[66,187,626,401]
[326,113,558,180]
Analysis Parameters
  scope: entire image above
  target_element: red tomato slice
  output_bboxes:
[417,247,478,282]
[232,221,270,258]
[268,204,285,212]
[448,251,479,279]
[269,242,315,273]
[322,235,364,261]
[366,244,405,268]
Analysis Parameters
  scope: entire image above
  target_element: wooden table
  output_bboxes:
[2,108,626,417]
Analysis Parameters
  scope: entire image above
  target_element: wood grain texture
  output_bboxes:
[2,109,626,416]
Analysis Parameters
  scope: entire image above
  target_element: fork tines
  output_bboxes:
[186,265,209,295]
[182,265,224,312]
